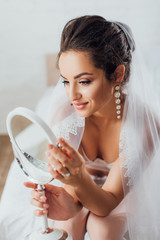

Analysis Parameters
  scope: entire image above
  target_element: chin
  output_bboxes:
[75,110,91,118]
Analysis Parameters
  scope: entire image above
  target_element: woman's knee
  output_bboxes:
[86,212,127,240]
[87,213,109,237]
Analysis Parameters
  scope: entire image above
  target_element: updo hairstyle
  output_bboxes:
[58,15,135,85]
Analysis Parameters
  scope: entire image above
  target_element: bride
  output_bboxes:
[1,15,160,240]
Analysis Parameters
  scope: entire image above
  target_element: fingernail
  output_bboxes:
[40,196,46,202]
[48,144,53,149]
[43,203,49,208]
[43,210,48,214]
[48,162,52,168]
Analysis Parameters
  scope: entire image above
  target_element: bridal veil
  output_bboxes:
[44,21,160,239]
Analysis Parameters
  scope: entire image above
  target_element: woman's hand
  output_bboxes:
[24,182,82,220]
[46,138,87,186]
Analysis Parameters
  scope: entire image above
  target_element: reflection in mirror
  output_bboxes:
[10,115,53,185]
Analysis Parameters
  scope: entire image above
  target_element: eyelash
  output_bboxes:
[62,80,69,86]
[62,80,92,86]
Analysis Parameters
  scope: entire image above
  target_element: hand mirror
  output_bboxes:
[6,107,72,240]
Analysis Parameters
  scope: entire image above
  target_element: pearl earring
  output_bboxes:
[114,85,121,119]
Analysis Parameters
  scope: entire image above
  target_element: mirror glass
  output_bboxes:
[11,115,54,184]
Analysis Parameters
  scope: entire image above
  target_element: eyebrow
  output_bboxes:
[60,72,93,80]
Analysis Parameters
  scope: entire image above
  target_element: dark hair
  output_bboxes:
[58,15,135,84]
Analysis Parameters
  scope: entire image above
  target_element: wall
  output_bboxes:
[0,0,160,133]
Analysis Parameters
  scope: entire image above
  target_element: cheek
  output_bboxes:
[94,85,113,107]
[83,87,98,101]
[89,84,109,102]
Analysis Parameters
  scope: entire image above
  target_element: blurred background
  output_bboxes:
[0,0,160,195]
[0,0,160,134]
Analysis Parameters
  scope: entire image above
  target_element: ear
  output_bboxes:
[113,65,125,83]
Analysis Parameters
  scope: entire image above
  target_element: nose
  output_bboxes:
[68,84,82,101]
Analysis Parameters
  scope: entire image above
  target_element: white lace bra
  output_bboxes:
[80,146,114,187]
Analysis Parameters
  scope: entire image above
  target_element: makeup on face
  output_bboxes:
[58,51,114,118]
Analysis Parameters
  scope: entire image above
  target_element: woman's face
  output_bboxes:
[58,51,114,118]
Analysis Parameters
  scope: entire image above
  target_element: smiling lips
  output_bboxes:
[73,102,88,110]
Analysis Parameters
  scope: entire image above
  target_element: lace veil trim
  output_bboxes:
[119,122,140,187]
[52,112,85,140]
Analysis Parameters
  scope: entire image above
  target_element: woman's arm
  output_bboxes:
[74,159,123,216]
[47,138,124,217]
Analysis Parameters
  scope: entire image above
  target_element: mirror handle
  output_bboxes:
[37,184,49,232]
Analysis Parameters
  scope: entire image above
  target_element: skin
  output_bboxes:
[24,50,126,228]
